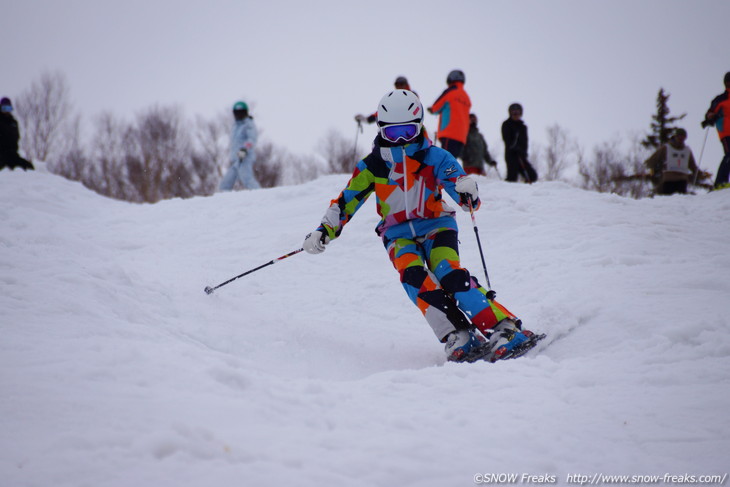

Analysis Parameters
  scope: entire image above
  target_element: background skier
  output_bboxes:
[219,101,259,191]
[428,70,472,158]
[0,97,34,172]
[702,71,730,189]
[644,128,698,195]
[354,76,413,125]
[303,89,536,362]
[461,113,496,175]
[501,103,537,183]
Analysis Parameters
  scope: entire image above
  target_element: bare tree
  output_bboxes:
[251,141,282,188]
[320,128,358,174]
[191,113,229,195]
[285,153,323,185]
[87,112,135,200]
[578,138,652,198]
[194,112,228,175]
[49,113,86,181]
[124,105,194,203]
[15,70,72,162]
[253,140,323,188]
[543,124,577,181]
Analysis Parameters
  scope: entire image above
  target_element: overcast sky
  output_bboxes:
[2,0,727,173]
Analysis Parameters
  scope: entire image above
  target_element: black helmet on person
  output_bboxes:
[508,103,523,114]
[446,70,465,84]
[0,97,12,113]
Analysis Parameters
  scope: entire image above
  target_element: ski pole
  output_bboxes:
[517,155,533,184]
[467,199,496,300]
[204,248,304,295]
[353,120,363,164]
[693,125,711,186]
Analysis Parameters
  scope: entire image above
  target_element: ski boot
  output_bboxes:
[486,318,529,362]
[445,329,490,363]
[487,319,547,361]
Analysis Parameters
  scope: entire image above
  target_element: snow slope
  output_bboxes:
[1,165,729,487]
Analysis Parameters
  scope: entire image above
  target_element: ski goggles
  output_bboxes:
[380,122,421,143]
[0,105,11,113]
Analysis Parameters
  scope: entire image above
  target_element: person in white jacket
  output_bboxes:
[220,101,260,190]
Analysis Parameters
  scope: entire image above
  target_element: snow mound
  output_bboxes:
[2,167,729,486]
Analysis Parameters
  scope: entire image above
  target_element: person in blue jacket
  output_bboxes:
[220,101,260,191]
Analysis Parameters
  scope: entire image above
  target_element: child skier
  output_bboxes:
[302,90,536,362]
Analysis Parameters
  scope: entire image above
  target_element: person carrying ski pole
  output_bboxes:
[355,76,432,142]
[701,71,730,190]
[355,76,413,125]
[302,89,537,363]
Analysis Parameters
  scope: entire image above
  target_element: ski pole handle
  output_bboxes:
[204,248,304,295]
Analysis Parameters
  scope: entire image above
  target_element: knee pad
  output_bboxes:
[401,265,429,289]
[440,269,472,293]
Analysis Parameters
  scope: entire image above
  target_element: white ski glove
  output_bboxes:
[303,230,330,254]
[237,148,248,160]
[455,175,479,210]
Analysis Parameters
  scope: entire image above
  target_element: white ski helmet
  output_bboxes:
[376,90,424,143]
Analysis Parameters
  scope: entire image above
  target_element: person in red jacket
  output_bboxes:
[702,72,730,189]
[428,70,471,158]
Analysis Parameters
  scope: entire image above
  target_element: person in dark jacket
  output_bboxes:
[501,103,536,183]
[701,72,730,189]
[461,113,496,175]
[0,97,34,171]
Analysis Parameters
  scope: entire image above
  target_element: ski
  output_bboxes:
[447,331,547,364]
[492,331,547,361]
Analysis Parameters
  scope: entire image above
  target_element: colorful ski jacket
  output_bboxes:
[706,89,730,140]
[318,135,480,243]
[429,82,471,143]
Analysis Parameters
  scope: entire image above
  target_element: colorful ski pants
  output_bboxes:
[386,229,516,341]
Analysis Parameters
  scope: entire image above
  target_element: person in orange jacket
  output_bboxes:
[428,70,472,158]
[702,72,730,189]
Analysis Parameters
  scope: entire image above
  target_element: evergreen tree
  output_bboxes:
[641,88,686,150]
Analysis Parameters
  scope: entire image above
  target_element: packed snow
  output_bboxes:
[1,164,729,487]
